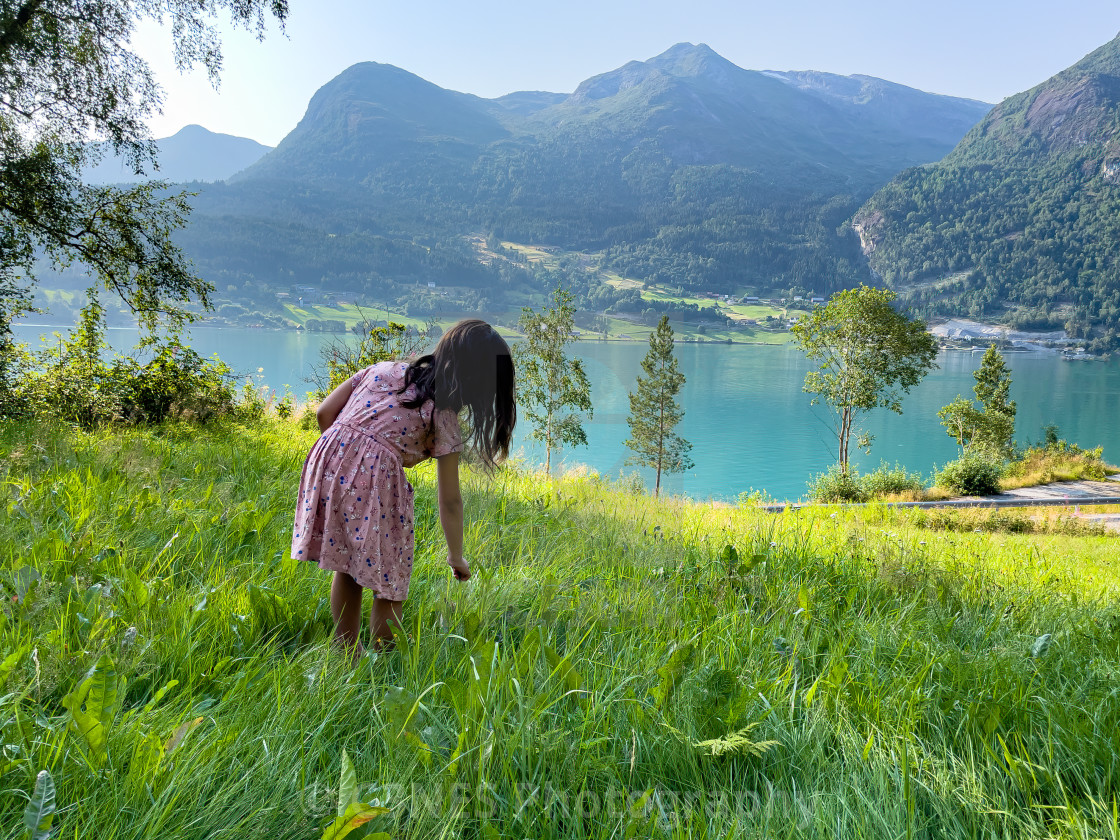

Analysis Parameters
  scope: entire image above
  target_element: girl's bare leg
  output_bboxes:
[330,571,365,659]
[369,597,404,650]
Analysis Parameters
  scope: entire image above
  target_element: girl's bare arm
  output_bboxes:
[436,452,468,580]
[315,378,354,432]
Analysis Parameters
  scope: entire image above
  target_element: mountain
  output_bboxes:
[854,34,1120,349]
[237,43,987,194]
[182,44,991,310]
[764,70,990,152]
[240,63,509,184]
[85,125,272,184]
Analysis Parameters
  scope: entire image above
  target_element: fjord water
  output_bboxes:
[15,324,1120,500]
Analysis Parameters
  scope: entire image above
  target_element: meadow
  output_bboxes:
[2,417,1119,839]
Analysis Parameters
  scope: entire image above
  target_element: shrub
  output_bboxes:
[3,297,241,426]
[935,450,1004,496]
[738,487,779,506]
[1002,427,1117,487]
[860,461,927,500]
[614,470,646,495]
[808,465,867,503]
[111,340,236,423]
[809,462,929,503]
[910,507,1108,536]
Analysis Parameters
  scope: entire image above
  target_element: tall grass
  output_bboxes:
[1002,443,1120,489]
[2,418,1119,839]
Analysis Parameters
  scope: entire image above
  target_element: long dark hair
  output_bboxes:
[400,319,516,469]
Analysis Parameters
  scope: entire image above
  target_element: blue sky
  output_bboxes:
[135,0,1120,146]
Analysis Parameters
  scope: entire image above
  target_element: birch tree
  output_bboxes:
[791,285,937,473]
[516,286,593,474]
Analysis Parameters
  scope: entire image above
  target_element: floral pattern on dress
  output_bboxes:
[291,361,462,599]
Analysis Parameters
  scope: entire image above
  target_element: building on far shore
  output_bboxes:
[931,318,1072,348]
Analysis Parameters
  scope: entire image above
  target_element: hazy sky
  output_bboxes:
[134,0,1120,146]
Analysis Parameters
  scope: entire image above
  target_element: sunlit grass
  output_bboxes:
[2,418,1120,838]
[1001,447,1120,490]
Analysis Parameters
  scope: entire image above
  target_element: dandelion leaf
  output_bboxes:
[23,770,56,840]
[62,653,122,766]
[320,802,390,840]
[652,643,694,709]
[0,643,29,690]
[338,749,358,817]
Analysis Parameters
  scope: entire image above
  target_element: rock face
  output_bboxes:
[854,33,1120,347]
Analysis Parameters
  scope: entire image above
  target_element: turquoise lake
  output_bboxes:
[15,323,1120,501]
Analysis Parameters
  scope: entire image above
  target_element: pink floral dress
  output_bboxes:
[291,361,462,600]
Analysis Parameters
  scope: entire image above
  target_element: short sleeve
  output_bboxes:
[346,366,370,390]
[430,408,464,458]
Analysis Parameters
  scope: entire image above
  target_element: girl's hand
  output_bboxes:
[448,556,471,582]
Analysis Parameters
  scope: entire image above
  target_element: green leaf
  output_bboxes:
[693,724,779,757]
[124,679,179,725]
[797,585,811,618]
[803,674,822,706]
[541,643,582,693]
[0,643,29,690]
[625,788,655,840]
[164,717,203,753]
[338,750,358,818]
[740,554,765,574]
[1030,633,1053,659]
[320,802,390,840]
[130,731,165,786]
[652,643,694,709]
[62,653,122,766]
[382,686,420,736]
[23,770,56,840]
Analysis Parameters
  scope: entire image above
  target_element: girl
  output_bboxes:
[291,319,515,657]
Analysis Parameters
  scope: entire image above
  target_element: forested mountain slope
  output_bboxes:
[855,34,1120,349]
[180,44,990,303]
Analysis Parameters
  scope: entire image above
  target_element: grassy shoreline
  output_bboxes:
[2,418,1120,838]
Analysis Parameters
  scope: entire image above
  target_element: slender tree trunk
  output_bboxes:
[545,405,552,474]
[655,380,666,497]
[838,406,848,473]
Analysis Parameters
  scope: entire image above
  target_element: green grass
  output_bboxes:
[2,418,1120,838]
[282,303,446,332]
[1002,446,1120,490]
[599,317,795,346]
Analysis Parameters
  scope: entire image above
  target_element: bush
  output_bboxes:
[1001,426,1117,487]
[910,507,1108,536]
[111,340,236,423]
[807,465,867,503]
[808,462,929,503]
[738,487,778,506]
[860,461,927,500]
[935,450,1004,496]
[614,470,646,495]
[2,296,243,427]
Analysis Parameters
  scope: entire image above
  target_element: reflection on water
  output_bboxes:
[14,324,1120,501]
